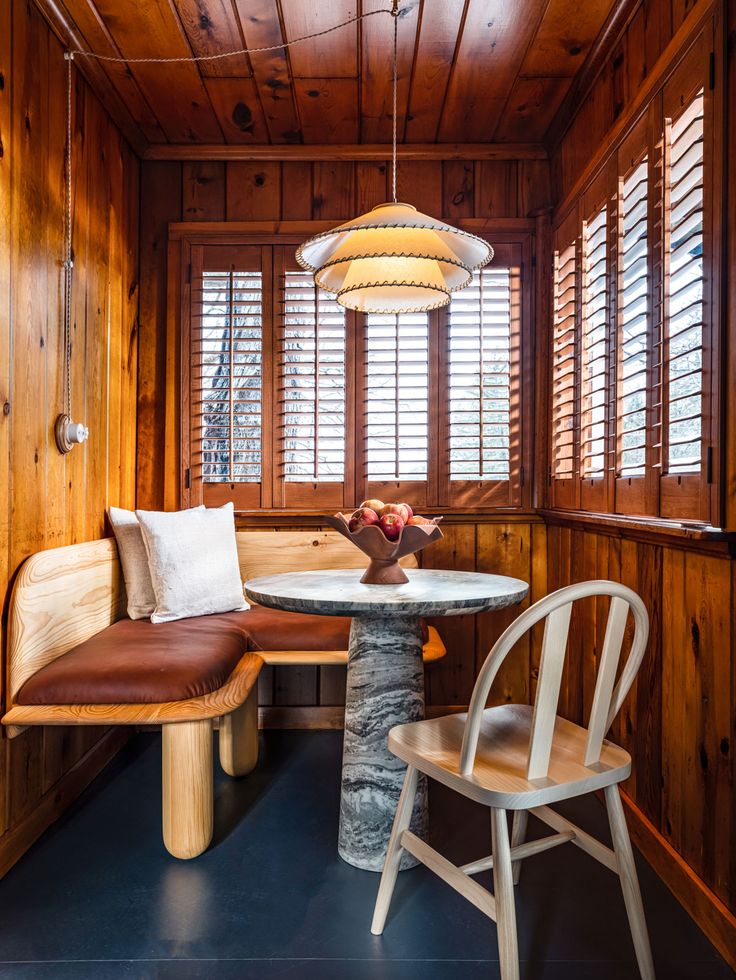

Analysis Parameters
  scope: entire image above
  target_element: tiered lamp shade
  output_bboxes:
[295,202,494,314]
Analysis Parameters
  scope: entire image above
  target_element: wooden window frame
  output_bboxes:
[174,221,536,515]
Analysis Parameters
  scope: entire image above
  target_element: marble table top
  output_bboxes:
[244,568,529,618]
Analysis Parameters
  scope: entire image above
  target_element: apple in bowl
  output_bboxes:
[378,512,404,541]
[348,507,380,532]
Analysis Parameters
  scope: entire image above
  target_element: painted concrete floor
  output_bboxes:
[0,730,731,980]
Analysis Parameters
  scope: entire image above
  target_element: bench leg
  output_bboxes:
[162,719,214,859]
[219,688,259,778]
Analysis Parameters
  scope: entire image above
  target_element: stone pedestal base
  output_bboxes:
[338,614,428,872]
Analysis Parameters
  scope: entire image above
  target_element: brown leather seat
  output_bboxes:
[16,606,354,705]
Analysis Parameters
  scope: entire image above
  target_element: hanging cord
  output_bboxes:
[66,8,394,63]
[63,51,74,419]
[391,1,399,203]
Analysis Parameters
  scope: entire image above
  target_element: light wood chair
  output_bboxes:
[371,580,655,980]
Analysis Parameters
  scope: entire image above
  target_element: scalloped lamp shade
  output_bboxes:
[296,202,494,314]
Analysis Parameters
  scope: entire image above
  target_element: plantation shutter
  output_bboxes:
[188,244,271,509]
[550,209,579,508]
[274,249,353,509]
[580,203,608,482]
[360,309,431,508]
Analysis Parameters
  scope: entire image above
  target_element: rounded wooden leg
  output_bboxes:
[162,719,213,859]
[491,807,520,980]
[219,688,259,778]
[605,785,655,979]
[510,810,528,885]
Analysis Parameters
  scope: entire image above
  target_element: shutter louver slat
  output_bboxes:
[281,271,346,482]
[448,269,512,481]
[193,270,263,484]
[666,90,705,475]
[618,158,649,477]
[365,311,429,480]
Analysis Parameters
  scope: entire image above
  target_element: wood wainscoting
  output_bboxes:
[0,0,140,877]
[544,514,736,967]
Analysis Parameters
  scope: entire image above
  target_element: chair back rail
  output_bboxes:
[459,580,649,780]
[6,528,417,705]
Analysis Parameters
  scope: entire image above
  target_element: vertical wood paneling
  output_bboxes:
[1,0,139,871]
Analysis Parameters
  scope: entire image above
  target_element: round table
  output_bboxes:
[245,568,529,872]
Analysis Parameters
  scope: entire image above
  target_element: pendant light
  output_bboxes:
[296,1,493,314]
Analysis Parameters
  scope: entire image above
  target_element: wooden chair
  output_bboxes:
[371,580,655,980]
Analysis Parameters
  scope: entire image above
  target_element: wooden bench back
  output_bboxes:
[7,538,125,703]
[6,529,416,704]
[236,530,418,582]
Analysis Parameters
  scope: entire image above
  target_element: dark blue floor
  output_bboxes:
[0,730,731,979]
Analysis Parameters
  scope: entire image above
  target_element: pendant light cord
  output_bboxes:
[64,52,74,419]
[392,1,399,203]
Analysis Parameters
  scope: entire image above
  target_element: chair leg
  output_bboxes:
[510,810,528,885]
[219,688,259,777]
[162,719,214,859]
[491,807,520,980]
[371,765,419,935]
[605,785,655,980]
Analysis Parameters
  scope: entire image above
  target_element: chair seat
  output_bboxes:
[388,703,631,809]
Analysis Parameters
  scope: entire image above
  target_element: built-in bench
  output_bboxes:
[2,530,445,860]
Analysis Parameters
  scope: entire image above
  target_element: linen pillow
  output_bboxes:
[108,506,157,620]
[136,502,249,624]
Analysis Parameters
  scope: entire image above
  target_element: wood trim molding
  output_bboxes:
[540,508,736,556]
[0,727,129,879]
[621,791,736,971]
[552,0,719,221]
[144,143,548,162]
[546,0,642,151]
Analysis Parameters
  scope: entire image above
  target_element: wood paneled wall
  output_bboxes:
[551,0,707,202]
[0,0,139,875]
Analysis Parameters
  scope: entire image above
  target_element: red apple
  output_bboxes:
[379,502,404,518]
[408,515,431,525]
[379,513,404,541]
[348,507,379,532]
[398,502,414,521]
[360,498,384,514]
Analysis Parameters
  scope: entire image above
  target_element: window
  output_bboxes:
[280,271,347,484]
[448,269,512,483]
[548,40,718,524]
[580,205,608,479]
[664,91,705,477]
[551,237,577,486]
[183,237,531,513]
[617,158,649,480]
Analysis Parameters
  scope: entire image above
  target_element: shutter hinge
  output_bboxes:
[709,52,715,90]
[706,446,713,484]
[547,465,552,486]
[520,466,525,487]
[186,263,192,284]
[184,467,191,490]
[520,262,525,282]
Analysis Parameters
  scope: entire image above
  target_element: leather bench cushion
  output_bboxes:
[15,606,427,706]
[16,615,252,705]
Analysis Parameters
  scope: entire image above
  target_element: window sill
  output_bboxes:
[234,508,543,527]
[539,508,736,555]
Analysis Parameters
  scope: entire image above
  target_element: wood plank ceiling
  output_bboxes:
[49,0,618,149]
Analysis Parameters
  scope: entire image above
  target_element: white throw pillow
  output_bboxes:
[135,502,249,624]
[108,506,157,620]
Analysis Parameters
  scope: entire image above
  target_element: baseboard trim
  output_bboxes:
[257,703,468,730]
[621,791,736,970]
[0,727,129,879]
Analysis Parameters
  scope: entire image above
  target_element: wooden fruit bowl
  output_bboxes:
[324,513,443,585]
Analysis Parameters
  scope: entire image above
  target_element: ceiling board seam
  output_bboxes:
[491,0,555,141]
[275,0,305,144]
[225,0,272,146]
[432,0,472,144]
[164,0,226,143]
[402,0,425,143]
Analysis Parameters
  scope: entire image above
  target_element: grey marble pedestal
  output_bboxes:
[245,568,529,873]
